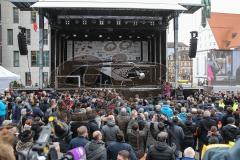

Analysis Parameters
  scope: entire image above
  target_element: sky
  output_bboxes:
[167,0,240,44]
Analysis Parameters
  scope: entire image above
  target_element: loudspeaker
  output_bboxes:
[189,31,198,58]
[18,32,28,55]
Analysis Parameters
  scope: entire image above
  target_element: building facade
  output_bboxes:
[167,42,193,84]
[193,12,240,86]
[0,1,50,87]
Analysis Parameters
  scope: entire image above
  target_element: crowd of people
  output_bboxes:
[0,88,240,160]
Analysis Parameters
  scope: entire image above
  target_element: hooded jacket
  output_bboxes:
[101,120,120,144]
[146,142,175,160]
[107,141,137,160]
[85,140,107,160]
[222,124,240,143]
[161,105,173,119]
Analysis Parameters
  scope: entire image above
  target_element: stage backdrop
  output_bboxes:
[67,40,148,61]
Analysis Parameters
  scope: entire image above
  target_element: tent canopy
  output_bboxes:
[0,66,20,93]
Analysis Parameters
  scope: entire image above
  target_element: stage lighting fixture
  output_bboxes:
[118,35,122,39]
[82,20,87,25]
[116,20,121,25]
[137,36,141,39]
[65,19,70,25]
[107,20,111,25]
[99,35,103,38]
[73,34,77,38]
[133,21,138,26]
[57,19,61,25]
[99,20,104,25]
[150,21,155,26]
[91,20,97,24]
[129,35,132,39]
[84,34,88,38]
[75,19,80,24]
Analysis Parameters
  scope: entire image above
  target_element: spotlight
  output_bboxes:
[116,20,121,25]
[99,20,104,25]
[84,34,88,38]
[82,19,87,25]
[118,35,122,39]
[73,34,77,38]
[99,35,103,38]
[129,35,132,39]
[137,36,140,39]
[65,19,70,25]
[150,21,155,26]
[107,20,111,25]
[133,21,138,26]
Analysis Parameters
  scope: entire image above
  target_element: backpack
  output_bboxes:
[67,147,86,160]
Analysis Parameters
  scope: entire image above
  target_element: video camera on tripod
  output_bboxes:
[17,125,58,160]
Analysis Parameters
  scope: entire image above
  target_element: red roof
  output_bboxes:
[208,12,240,49]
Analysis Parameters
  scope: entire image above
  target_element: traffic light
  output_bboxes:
[189,31,198,58]
[18,27,28,55]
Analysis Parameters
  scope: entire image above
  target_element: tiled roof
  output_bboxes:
[208,12,240,49]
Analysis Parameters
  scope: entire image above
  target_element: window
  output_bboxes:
[25,72,31,86]
[13,7,19,23]
[31,51,39,67]
[31,11,37,23]
[13,51,19,67]
[31,51,49,67]
[26,29,31,45]
[43,72,48,87]
[7,29,13,45]
[43,51,49,67]
[43,29,48,45]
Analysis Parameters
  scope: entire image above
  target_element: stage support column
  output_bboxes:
[39,9,44,89]
[174,12,179,89]
[50,29,56,87]
[157,31,161,84]
[148,39,151,62]
[161,30,167,81]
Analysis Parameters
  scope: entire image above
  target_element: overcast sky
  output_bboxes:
[167,0,240,44]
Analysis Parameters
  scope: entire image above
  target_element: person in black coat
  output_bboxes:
[85,131,107,160]
[107,131,137,160]
[68,126,89,150]
[222,107,234,127]
[198,110,217,152]
[222,117,240,143]
[181,113,196,151]
[127,122,147,159]
[146,131,176,160]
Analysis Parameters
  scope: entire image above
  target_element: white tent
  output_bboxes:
[0,66,20,93]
